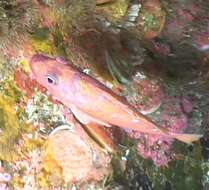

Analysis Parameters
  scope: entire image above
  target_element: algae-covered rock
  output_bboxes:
[0,0,38,56]
[96,0,129,24]
[41,0,96,35]
[0,95,22,161]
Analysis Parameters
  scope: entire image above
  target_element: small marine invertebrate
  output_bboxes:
[124,0,166,39]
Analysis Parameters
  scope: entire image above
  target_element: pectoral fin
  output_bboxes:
[70,105,111,127]
[69,106,116,153]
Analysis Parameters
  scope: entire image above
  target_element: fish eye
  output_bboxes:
[45,74,58,85]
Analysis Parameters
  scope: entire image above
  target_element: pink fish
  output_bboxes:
[29,54,202,144]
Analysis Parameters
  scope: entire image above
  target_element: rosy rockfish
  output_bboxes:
[29,54,202,144]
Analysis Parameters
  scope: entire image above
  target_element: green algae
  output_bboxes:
[107,121,206,190]
[30,27,56,56]
[0,78,43,163]
[31,27,50,41]
[143,12,160,32]
[150,143,203,190]
[42,0,95,35]
[30,26,68,59]
[0,0,38,51]
[0,95,22,161]
[96,0,129,23]
[52,26,67,57]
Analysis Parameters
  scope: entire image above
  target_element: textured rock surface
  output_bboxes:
[44,124,112,183]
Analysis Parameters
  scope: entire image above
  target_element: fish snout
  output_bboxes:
[30,54,49,64]
[30,54,51,75]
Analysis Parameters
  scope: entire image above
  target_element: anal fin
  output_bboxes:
[84,123,117,153]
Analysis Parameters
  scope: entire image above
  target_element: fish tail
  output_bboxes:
[170,133,203,144]
[130,118,203,144]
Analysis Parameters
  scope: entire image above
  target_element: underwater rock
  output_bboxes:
[161,16,186,43]
[159,2,194,44]
[74,30,146,88]
[181,97,193,114]
[146,39,171,58]
[160,0,209,48]
[192,29,209,52]
[74,31,117,86]
[200,137,209,161]
[124,71,164,115]
[95,0,128,24]
[43,123,112,184]
[0,95,22,162]
[120,30,146,66]
[0,0,38,57]
[124,0,166,40]
[126,97,192,166]
[128,172,154,190]
[15,69,46,98]
[40,0,96,36]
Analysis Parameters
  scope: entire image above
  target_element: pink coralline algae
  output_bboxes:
[150,40,171,58]
[192,31,209,51]
[125,72,165,115]
[126,97,192,167]
[161,1,200,43]
[181,97,193,114]
[0,162,11,190]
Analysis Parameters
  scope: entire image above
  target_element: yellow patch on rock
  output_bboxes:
[0,95,21,161]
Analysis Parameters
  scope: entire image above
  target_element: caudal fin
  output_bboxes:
[170,133,203,144]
